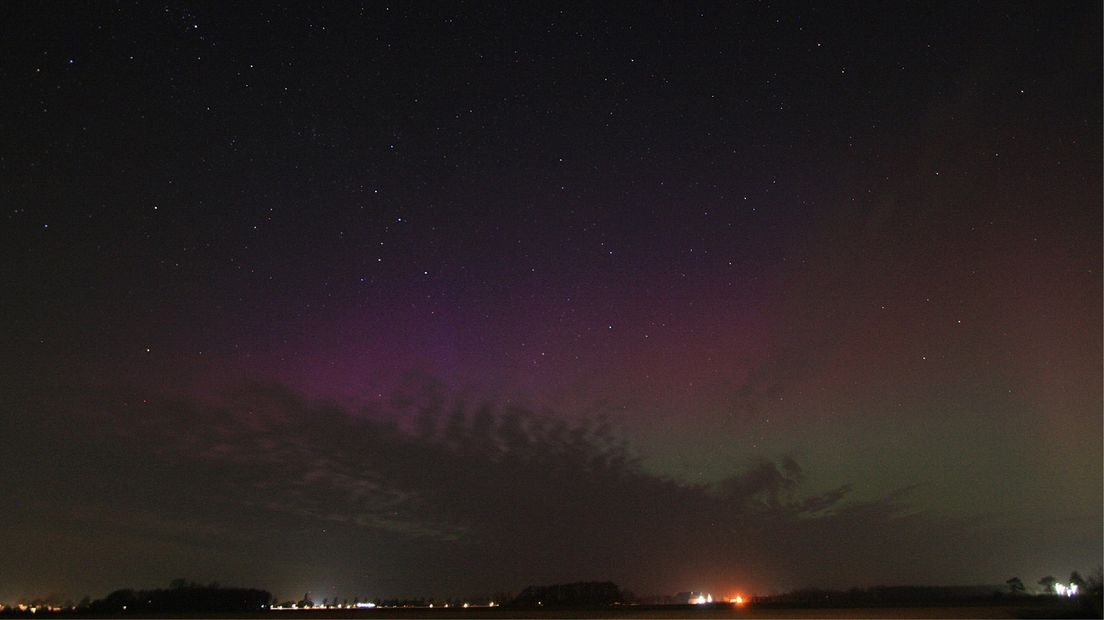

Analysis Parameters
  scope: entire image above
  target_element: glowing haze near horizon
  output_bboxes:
[1,1,1100,604]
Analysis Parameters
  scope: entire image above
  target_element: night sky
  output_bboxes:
[2,1,1101,604]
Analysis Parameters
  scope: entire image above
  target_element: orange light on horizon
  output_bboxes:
[729,595,744,605]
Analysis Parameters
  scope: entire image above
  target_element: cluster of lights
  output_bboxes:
[8,603,65,614]
[689,592,749,606]
[270,602,377,610]
[1055,583,1079,597]
[271,600,497,610]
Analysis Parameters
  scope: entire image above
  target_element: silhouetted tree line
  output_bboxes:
[1005,568,1102,616]
[508,581,622,607]
[82,580,270,613]
[754,585,1024,608]
[749,578,1103,616]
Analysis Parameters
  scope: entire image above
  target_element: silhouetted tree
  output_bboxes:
[1086,567,1104,618]
[102,588,136,612]
[1070,571,1087,590]
[1038,576,1058,594]
[87,584,270,613]
[1006,577,1025,594]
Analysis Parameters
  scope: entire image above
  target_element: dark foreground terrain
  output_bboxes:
[38,598,1097,619]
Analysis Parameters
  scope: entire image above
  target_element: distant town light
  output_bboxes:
[1055,584,1067,596]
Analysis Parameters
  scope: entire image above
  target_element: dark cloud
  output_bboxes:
[715,456,850,514]
[3,380,1049,601]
